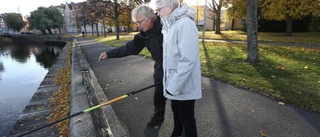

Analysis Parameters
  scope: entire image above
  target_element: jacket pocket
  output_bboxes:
[167,69,176,82]
[183,76,194,93]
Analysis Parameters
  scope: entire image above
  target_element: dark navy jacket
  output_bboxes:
[106,17,163,79]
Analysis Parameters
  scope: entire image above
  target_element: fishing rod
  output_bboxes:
[17,82,161,137]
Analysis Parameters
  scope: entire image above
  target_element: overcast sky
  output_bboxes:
[0,0,206,16]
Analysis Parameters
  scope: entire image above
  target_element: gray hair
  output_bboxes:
[131,5,157,22]
[156,0,179,9]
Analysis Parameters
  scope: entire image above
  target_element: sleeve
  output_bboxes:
[106,33,146,58]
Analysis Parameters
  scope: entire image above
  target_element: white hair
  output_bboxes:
[156,0,179,9]
[131,5,157,22]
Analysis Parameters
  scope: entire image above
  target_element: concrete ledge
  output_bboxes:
[70,39,96,137]
[71,39,126,137]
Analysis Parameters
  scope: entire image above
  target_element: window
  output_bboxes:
[241,19,246,25]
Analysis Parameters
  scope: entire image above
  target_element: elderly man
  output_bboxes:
[98,5,166,127]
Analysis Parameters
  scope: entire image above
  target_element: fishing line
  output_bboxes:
[17,82,161,137]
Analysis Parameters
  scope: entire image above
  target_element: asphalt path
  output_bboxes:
[76,37,320,137]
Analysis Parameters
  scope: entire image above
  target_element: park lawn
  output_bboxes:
[87,32,320,113]
[200,42,320,113]
[200,31,320,45]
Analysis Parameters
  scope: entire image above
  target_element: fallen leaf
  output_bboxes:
[260,131,267,137]
[76,118,82,123]
[278,102,285,105]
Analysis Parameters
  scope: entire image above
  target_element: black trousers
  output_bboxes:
[154,76,166,114]
[171,100,197,137]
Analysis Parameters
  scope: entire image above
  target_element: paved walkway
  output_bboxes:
[76,36,320,137]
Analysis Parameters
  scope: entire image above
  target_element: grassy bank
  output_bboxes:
[87,31,320,113]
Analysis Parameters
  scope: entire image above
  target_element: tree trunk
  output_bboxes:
[215,10,221,34]
[103,21,106,37]
[91,24,94,35]
[231,19,235,30]
[285,16,293,36]
[41,30,46,34]
[96,23,99,37]
[247,0,259,64]
[114,1,120,40]
[212,15,216,31]
[84,25,87,35]
[47,28,52,34]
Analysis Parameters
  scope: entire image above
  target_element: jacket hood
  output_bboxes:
[161,3,196,30]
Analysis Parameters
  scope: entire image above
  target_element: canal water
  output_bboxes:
[0,41,64,136]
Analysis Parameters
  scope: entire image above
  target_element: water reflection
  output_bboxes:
[0,42,64,136]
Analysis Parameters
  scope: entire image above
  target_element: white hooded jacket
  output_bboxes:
[161,3,202,100]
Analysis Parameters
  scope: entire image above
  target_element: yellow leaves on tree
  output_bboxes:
[259,0,320,21]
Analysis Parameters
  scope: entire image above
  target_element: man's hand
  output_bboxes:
[98,52,108,62]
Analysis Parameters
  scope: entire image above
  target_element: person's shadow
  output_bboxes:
[143,120,164,137]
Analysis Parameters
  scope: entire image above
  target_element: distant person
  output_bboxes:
[82,31,85,37]
[156,0,202,136]
[98,5,166,127]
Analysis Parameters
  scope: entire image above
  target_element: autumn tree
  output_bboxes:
[207,0,230,34]
[119,1,135,33]
[225,0,247,30]
[104,0,144,39]
[2,13,25,32]
[259,0,320,36]
[74,2,91,34]
[86,0,101,36]
[192,5,205,29]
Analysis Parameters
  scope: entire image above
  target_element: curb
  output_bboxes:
[71,39,126,137]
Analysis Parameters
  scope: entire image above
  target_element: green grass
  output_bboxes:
[87,31,320,113]
[200,31,320,45]
[200,42,320,113]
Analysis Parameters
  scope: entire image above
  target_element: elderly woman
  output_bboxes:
[155,0,202,137]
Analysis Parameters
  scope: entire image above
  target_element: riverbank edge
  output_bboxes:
[71,39,126,137]
[9,38,126,137]
[9,41,69,137]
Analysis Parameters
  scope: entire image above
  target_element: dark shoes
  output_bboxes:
[147,113,164,127]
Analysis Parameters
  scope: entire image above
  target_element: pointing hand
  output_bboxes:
[98,52,108,62]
